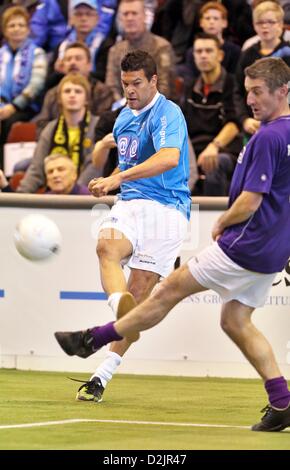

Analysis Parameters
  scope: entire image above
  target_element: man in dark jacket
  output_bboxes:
[182,33,242,196]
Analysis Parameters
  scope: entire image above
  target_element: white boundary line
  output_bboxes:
[0,418,250,430]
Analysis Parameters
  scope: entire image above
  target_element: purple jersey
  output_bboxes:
[218,116,290,273]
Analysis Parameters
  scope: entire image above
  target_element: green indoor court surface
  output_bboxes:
[0,369,290,450]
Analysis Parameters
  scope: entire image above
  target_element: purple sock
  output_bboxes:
[265,376,290,409]
[90,321,123,350]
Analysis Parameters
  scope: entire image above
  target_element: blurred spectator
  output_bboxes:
[242,0,290,50]
[143,0,158,30]
[105,0,177,101]
[182,33,242,196]
[1,1,118,53]
[29,0,68,52]
[116,0,158,35]
[235,1,290,136]
[179,2,241,85]
[0,1,36,40]
[94,0,118,38]
[222,0,255,45]
[0,153,91,194]
[0,1,68,52]
[44,154,91,194]
[34,42,113,136]
[16,74,103,193]
[51,0,115,83]
[280,0,290,24]
[151,0,202,64]
[0,5,47,167]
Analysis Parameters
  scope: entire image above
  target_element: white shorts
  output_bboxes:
[99,199,189,277]
[187,242,277,308]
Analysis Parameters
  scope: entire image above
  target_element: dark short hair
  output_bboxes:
[193,32,222,49]
[121,50,157,81]
[245,57,290,92]
[64,42,91,62]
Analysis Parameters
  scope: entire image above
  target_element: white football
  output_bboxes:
[14,214,62,261]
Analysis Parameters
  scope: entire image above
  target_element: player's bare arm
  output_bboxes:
[92,133,117,168]
[89,148,180,197]
[212,190,263,240]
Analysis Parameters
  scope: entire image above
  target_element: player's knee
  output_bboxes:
[129,279,154,304]
[220,313,247,336]
[128,271,160,304]
[220,315,233,335]
[150,280,168,304]
[96,239,117,261]
[128,284,143,304]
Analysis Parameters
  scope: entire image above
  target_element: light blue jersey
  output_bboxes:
[113,93,191,219]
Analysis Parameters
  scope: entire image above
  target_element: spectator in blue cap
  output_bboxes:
[50,0,116,83]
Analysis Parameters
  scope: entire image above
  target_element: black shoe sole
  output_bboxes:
[252,422,290,432]
[54,331,79,356]
[76,395,103,403]
[54,331,96,358]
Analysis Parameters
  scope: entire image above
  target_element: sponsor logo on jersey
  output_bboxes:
[129,138,138,159]
[118,137,129,156]
[237,146,246,164]
[160,115,167,146]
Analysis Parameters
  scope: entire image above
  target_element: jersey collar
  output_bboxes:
[131,92,160,116]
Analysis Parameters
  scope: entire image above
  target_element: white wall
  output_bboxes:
[1,197,290,378]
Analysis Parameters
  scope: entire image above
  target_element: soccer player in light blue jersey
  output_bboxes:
[55,57,290,432]
[58,50,191,402]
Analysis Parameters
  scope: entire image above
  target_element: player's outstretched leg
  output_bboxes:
[54,322,122,358]
[75,292,139,402]
[73,272,158,402]
[55,265,206,357]
[55,292,140,358]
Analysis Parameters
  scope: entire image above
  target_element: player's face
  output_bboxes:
[60,82,88,111]
[245,76,285,122]
[121,69,157,110]
[45,158,77,194]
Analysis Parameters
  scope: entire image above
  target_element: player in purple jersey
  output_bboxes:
[55,57,290,432]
